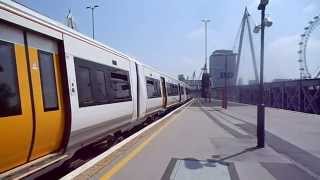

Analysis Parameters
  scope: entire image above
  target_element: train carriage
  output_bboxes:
[62,32,137,150]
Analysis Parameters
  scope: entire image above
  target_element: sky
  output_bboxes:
[15,0,320,83]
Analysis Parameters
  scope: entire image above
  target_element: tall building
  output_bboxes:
[209,50,237,88]
[178,74,186,81]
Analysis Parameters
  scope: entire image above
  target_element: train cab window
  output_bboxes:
[38,51,59,111]
[146,77,161,98]
[95,70,107,102]
[77,66,93,106]
[0,41,21,117]
[110,69,132,102]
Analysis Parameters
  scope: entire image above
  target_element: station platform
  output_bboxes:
[63,99,320,180]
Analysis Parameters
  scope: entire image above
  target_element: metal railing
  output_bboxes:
[211,78,320,114]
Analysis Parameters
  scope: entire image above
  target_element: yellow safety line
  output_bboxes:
[100,103,190,180]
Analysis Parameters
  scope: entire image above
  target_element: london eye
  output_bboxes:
[298,14,320,79]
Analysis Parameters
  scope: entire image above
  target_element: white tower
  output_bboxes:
[66,9,77,30]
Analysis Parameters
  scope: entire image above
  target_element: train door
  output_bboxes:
[160,77,167,108]
[135,62,140,118]
[0,24,33,172]
[26,32,65,160]
[0,24,65,172]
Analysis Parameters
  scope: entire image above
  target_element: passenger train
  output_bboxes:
[0,0,191,175]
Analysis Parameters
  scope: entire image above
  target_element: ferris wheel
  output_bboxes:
[298,14,320,79]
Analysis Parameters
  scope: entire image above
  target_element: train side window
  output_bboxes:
[75,57,132,106]
[110,69,132,102]
[0,41,21,117]
[146,77,161,98]
[167,83,171,96]
[167,83,178,96]
[38,50,59,111]
[172,84,176,96]
[174,85,179,95]
[167,83,173,96]
[146,79,155,98]
[95,70,107,102]
[153,79,161,97]
[76,66,93,106]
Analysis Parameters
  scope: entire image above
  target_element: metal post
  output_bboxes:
[202,19,210,73]
[91,8,95,39]
[223,55,228,109]
[205,22,207,72]
[86,3,99,39]
[257,1,268,148]
[246,13,259,82]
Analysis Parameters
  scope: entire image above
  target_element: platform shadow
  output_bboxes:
[189,99,222,108]
[214,146,259,162]
[190,98,249,108]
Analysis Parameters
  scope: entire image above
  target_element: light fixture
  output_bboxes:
[254,24,261,33]
[253,16,272,34]
[264,16,273,27]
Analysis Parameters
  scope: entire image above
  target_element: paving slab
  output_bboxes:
[234,162,276,180]
[224,102,320,157]
[215,100,320,178]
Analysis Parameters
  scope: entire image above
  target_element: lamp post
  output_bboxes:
[223,54,228,109]
[221,53,237,109]
[257,0,269,148]
[86,4,99,39]
[201,19,210,73]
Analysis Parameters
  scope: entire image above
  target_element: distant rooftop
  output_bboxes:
[211,49,235,55]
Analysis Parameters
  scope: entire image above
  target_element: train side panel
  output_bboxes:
[136,63,147,119]
[182,85,187,101]
[129,61,138,122]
